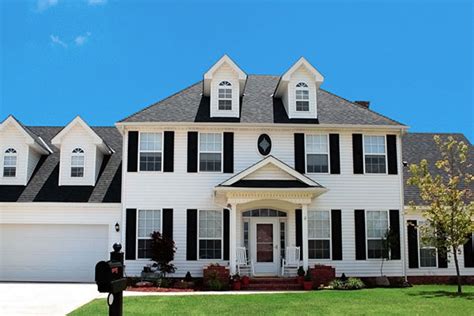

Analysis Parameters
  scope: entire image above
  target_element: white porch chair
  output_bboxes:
[281,246,301,276]
[236,247,254,276]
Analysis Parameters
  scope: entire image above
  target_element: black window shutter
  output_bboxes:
[125,208,137,260]
[186,209,198,260]
[187,132,198,173]
[329,134,340,174]
[223,132,234,173]
[437,230,448,268]
[294,134,305,174]
[389,210,401,260]
[354,209,366,260]
[163,131,175,172]
[127,131,138,172]
[407,220,419,268]
[223,209,230,260]
[352,134,363,174]
[162,209,173,240]
[464,233,474,268]
[387,135,398,175]
[331,209,342,260]
[295,209,303,260]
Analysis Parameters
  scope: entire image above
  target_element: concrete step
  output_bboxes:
[249,277,299,284]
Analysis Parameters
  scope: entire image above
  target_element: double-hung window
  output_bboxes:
[3,148,17,177]
[364,135,386,174]
[366,210,389,259]
[306,135,329,173]
[218,81,232,110]
[198,210,223,259]
[139,132,162,171]
[137,209,161,259]
[419,223,437,267]
[308,210,331,259]
[71,148,85,177]
[199,133,222,172]
[295,82,309,111]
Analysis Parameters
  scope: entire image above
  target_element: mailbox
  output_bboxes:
[95,260,127,293]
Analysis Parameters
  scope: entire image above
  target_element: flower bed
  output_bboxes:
[127,286,194,292]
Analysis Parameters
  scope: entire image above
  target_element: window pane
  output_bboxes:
[296,101,309,111]
[367,211,388,238]
[364,136,385,154]
[199,153,221,172]
[4,156,17,166]
[71,167,84,177]
[420,248,437,267]
[365,155,386,174]
[199,240,222,259]
[307,154,328,173]
[140,152,162,171]
[368,240,384,259]
[306,135,328,153]
[218,100,232,110]
[138,239,153,259]
[200,133,221,152]
[71,156,84,167]
[3,167,16,177]
[138,210,161,238]
[199,210,222,238]
[308,240,330,259]
[308,211,330,238]
[140,133,162,151]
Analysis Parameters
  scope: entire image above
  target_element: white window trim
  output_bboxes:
[70,148,85,178]
[138,132,164,173]
[305,134,330,174]
[136,209,163,260]
[3,148,17,178]
[308,210,332,260]
[198,132,223,173]
[218,81,233,111]
[417,223,438,268]
[295,82,310,112]
[197,209,224,261]
[365,210,390,260]
[362,135,388,175]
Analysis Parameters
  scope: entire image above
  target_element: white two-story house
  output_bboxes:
[0,55,472,282]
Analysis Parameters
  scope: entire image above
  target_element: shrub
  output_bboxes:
[297,266,305,277]
[150,231,176,277]
[185,271,193,282]
[304,268,312,281]
[330,277,365,290]
[206,270,224,291]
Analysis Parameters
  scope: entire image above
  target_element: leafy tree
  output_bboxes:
[407,135,473,294]
[380,227,399,277]
[150,231,176,277]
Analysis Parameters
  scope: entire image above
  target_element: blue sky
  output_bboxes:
[1,0,472,141]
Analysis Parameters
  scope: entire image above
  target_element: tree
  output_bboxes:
[380,227,399,277]
[150,231,176,277]
[407,135,473,294]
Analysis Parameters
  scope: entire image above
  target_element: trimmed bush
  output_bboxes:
[330,277,365,290]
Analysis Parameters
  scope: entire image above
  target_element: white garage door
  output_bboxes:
[0,224,109,282]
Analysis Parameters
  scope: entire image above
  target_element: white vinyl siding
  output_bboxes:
[198,210,223,260]
[308,210,331,259]
[199,133,222,172]
[364,135,387,174]
[306,134,329,173]
[137,209,162,259]
[139,132,162,172]
[366,210,389,259]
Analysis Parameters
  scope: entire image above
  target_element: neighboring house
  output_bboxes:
[0,55,472,282]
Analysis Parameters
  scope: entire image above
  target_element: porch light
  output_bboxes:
[115,222,120,232]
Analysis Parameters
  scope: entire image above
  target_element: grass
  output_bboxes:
[70,285,474,316]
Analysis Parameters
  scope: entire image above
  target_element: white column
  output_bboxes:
[229,203,237,274]
[302,204,309,269]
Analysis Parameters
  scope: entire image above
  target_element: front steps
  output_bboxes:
[243,277,302,291]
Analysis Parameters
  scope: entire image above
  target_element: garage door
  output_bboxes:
[0,224,109,282]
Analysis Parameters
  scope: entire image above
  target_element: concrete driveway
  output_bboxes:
[0,283,100,316]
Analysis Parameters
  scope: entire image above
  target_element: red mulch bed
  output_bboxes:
[127,286,194,292]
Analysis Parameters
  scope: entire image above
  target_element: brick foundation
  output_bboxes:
[407,275,474,285]
[311,265,336,287]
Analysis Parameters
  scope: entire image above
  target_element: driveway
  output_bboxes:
[0,283,100,315]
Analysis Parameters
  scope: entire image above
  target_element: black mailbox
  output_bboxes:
[95,260,127,293]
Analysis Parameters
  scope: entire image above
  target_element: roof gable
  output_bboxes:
[275,57,324,97]
[0,115,51,154]
[203,55,247,96]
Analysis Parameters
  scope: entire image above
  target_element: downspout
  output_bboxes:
[399,128,408,282]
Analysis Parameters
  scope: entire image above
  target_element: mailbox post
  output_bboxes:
[95,243,127,316]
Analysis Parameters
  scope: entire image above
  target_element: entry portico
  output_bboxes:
[214,156,327,275]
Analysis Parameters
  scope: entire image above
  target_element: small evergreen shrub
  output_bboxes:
[330,277,365,290]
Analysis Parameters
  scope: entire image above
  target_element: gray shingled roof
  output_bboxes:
[402,133,473,205]
[120,75,405,126]
[0,126,121,203]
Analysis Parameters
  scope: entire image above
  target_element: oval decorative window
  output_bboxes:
[257,134,272,156]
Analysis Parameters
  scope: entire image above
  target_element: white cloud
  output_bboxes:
[87,0,107,5]
[37,0,59,12]
[50,34,67,48]
[74,32,91,46]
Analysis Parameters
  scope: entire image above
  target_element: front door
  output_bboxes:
[251,218,279,275]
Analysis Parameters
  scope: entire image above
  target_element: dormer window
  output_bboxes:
[3,148,17,177]
[71,148,85,177]
[295,82,309,111]
[218,81,232,110]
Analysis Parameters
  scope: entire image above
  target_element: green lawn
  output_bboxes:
[70,285,474,316]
